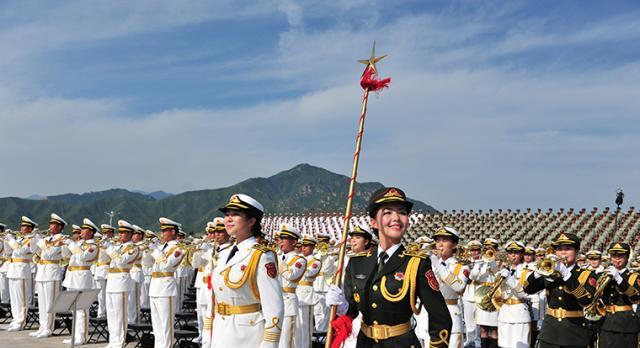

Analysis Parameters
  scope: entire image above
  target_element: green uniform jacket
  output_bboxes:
[599,270,640,333]
[343,245,452,348]
[523,265,596,346]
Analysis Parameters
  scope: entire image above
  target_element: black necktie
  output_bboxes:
[226,246,238,264]
[378,252,389,273]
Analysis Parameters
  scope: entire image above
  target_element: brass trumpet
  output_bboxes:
[536,255,567,277]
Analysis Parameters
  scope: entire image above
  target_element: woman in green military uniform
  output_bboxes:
[596,242,640,347]
[327,187,452,347]
[523,233,597,348]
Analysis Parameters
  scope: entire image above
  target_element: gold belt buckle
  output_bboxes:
[372,325,390,340]
[217,303,229,315]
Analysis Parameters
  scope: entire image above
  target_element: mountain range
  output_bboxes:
[0,164,435,233]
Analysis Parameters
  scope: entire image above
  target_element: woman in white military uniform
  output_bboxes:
[145,217,185,348]
[5,216,37,332]
[62,218,99,345]
[430,226,470,348]
[192,221,217,344]
[469,238,500,348]
[495,241,531,348]
[94,224,115,319]
[104,220,139,348]
[276,223,306,348]
[462,240,482,348]
[30,213,68,338]
[296,234,322,348]
[211,194,284,348]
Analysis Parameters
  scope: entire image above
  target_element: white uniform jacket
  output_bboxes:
[498,263,532,324]
[105,241,139,293]
[94,240,112,281]
[433,256,470,334]
[62,239,99,290]
[146,240,184,297]
[33,234,67,282]
[296,255,322,306]
[6,235,34,279]
[279,251,306,316]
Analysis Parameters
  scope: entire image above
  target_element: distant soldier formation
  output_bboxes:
[1,189,639,348]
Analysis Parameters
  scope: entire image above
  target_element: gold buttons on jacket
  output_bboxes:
[372,285,378,291]
[371,303,377,308]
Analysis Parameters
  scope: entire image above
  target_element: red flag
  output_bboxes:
[360,65,391,91]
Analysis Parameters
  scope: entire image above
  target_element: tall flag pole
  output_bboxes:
[325,41,391,348]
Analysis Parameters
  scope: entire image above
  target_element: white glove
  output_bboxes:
[556,261,570,280]
[498,268,511,279]
[606,266,623,285]
[429,254,440,268]
[326,285,349,316]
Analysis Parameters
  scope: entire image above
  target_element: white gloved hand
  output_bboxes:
[498,268,511,279]
[606,266,623,285]
[326,285,349,316]
[556,261,570,280]
[429,254,440,268]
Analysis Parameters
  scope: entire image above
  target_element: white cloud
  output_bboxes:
[0,2,639,212]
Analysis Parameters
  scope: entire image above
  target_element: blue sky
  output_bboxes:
[0,0,639,211]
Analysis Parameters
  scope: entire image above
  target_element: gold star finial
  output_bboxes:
[358,41,387,73]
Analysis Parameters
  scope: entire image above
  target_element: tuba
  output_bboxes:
[475,275,505,312]
[583,274,611,321]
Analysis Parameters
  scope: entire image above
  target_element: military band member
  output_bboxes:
[523,245,542,347]
[94,224,115,319]
[141,230,156,309]
[462,240,482,348]
[313,232,336,334]
[71,225,81,241]
[296,234,321,348]
[470,238,500,348]
[175,229,189,313]
[597,242,640,347]
[431,226,470,348]
[201,218,233,348]
[62,218,99,345]
[327,187,452,347]
[30,214,68,338]
[495,241,531,348]
[343,224,375,348]
[276,224,306,348]
[585,250,604,274]
[210,194,284,348]
[5,216,37,331]
[104,219,139,348]
[0,223,8,307]
[146,217,185,348]
[128,225,145,324]
[193,221,217,345]
[523,233,597,348]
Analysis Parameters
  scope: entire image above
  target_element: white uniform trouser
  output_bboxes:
[463,299,479,347]
[72,308,89,344]
[279,315,297,348]
[151,296,174,348]
[447,303,464,348]
[36,280,59,334]
[313,292,328,332]
[106,292,128,347]
[0,272,9,303]
[95,279,107,318]
[296,305,313,348]
[414,308,430,347]
[201,294,214,348]
[140,278,150,309]
[128,282,140,323]
[498,322,530,348]
[9,278,31,329]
